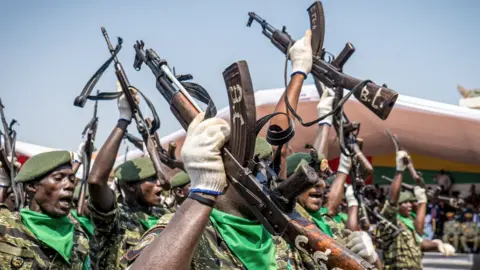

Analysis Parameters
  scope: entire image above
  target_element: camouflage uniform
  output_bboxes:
[0,204,89,269]
[295,204,345,244]
[460,221,479,252]
[88,199,164,270]
[376,200,423,270]
[123,213,316,269]
[442,218,460,250]
[89,156,169,269]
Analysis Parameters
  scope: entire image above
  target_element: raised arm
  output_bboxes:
[130,113,229,269]
[88,85,135,213]
[269,30,312,179]
[325,156,351,216]
[388,151,410,204]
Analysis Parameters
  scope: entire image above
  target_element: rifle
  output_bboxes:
[0,97,20,209]
[134,42,375,268]
[77,27,170,190]
[247,1,398,121]
[75,93,99,215]
[385,129,425,188]
[381,175,464,208]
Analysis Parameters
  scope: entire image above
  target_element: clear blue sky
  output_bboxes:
[0,0,478,152]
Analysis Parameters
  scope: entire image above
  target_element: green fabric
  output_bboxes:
[254,137,273,160]
[71,210,94,238]
[286,152,327,177]
[336,212,348,224]
[115,157,156,182]
[138,215,159,230]
[15,150,72,183]
[210,209,277,270]
[20,209,75,262]
[410,211,416,218]
[170,171,190,188]
[308,208,334,237]
[83,256,90,270]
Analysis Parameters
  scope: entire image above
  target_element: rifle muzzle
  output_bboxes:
[274,163,319,204]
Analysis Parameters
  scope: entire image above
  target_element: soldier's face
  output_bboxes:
[298,179,326,212]
[399,201,412,217]
[139,178,163,207]
[32,165,75,217]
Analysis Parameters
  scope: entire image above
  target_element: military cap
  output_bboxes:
[14,150,72,183]
[398,191,416,204]
[170,171,190,188]
[286,152,327,177]
[254,137,273,160]
[114,157,156,182]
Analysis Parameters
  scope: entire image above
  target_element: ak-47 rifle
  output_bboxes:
[133,41,375,268]
[247,1,398,121]
[75,93,99,215]
[381,175,464,208]
[385,129,425,188]
[76,27,170,190]
[0,97,20,209]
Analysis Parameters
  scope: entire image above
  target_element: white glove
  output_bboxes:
[317,92,334,126]
[116,81,139,122]
[6,155,21,169]
[344,230,379,264]
[345,185,358,207]
[337,154,352,175]
[181,113,230,195]
[414,186,427,204]
[74,141,86,163]
[396,150,410,172]
[142,142,150,158]
[289,29,313,77]
[433,239,456,256]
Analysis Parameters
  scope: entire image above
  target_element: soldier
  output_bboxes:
[377,149,456,269]
[442,211,460,250]
[87,84,169,269]
[460,211,479,253]
[168,171,191,209]
[0,150,90,269]
[124,30,330,269]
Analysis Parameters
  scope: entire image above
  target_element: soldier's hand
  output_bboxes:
[344,230,379,264]
[74,141,86,163]
[396,150,410,172]
[116,81,140,122]
[289,29,313,77]
[414,186,427,204]
[433,239,456,256]
[317,91,334,126]
[345,185,358,207]
[181,112,230,195]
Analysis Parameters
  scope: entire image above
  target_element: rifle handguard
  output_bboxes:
[272,164,319,212]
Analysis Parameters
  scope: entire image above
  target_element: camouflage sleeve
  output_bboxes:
[122,213,174,266]
[380,200,398,223]
[87,192,119,234]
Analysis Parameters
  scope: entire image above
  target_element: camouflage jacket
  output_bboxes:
[123,213,317,269]
[88,197,167,270]
[0,205,89,269]
[376,201,422,270]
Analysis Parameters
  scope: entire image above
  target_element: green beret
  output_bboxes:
[114,157,156,182]
[286,152,327,177]
[170,171,190,188]
[254,137,273,160]
[398,191,416,204]
[14,151,72,183]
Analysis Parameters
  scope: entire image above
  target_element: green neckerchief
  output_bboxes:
[71,210,94,238]
[397,213,423,244]
[210,209,277,270]
[308,208,334,237]
[410,211,416,218]
[138,215,159,230]
[336,212,348,224]
[20,209,75,263]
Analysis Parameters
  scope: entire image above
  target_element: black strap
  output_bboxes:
[181,82,217,119]
[188,192,216,207]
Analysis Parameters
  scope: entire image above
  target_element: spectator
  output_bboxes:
[434,169,452,195]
